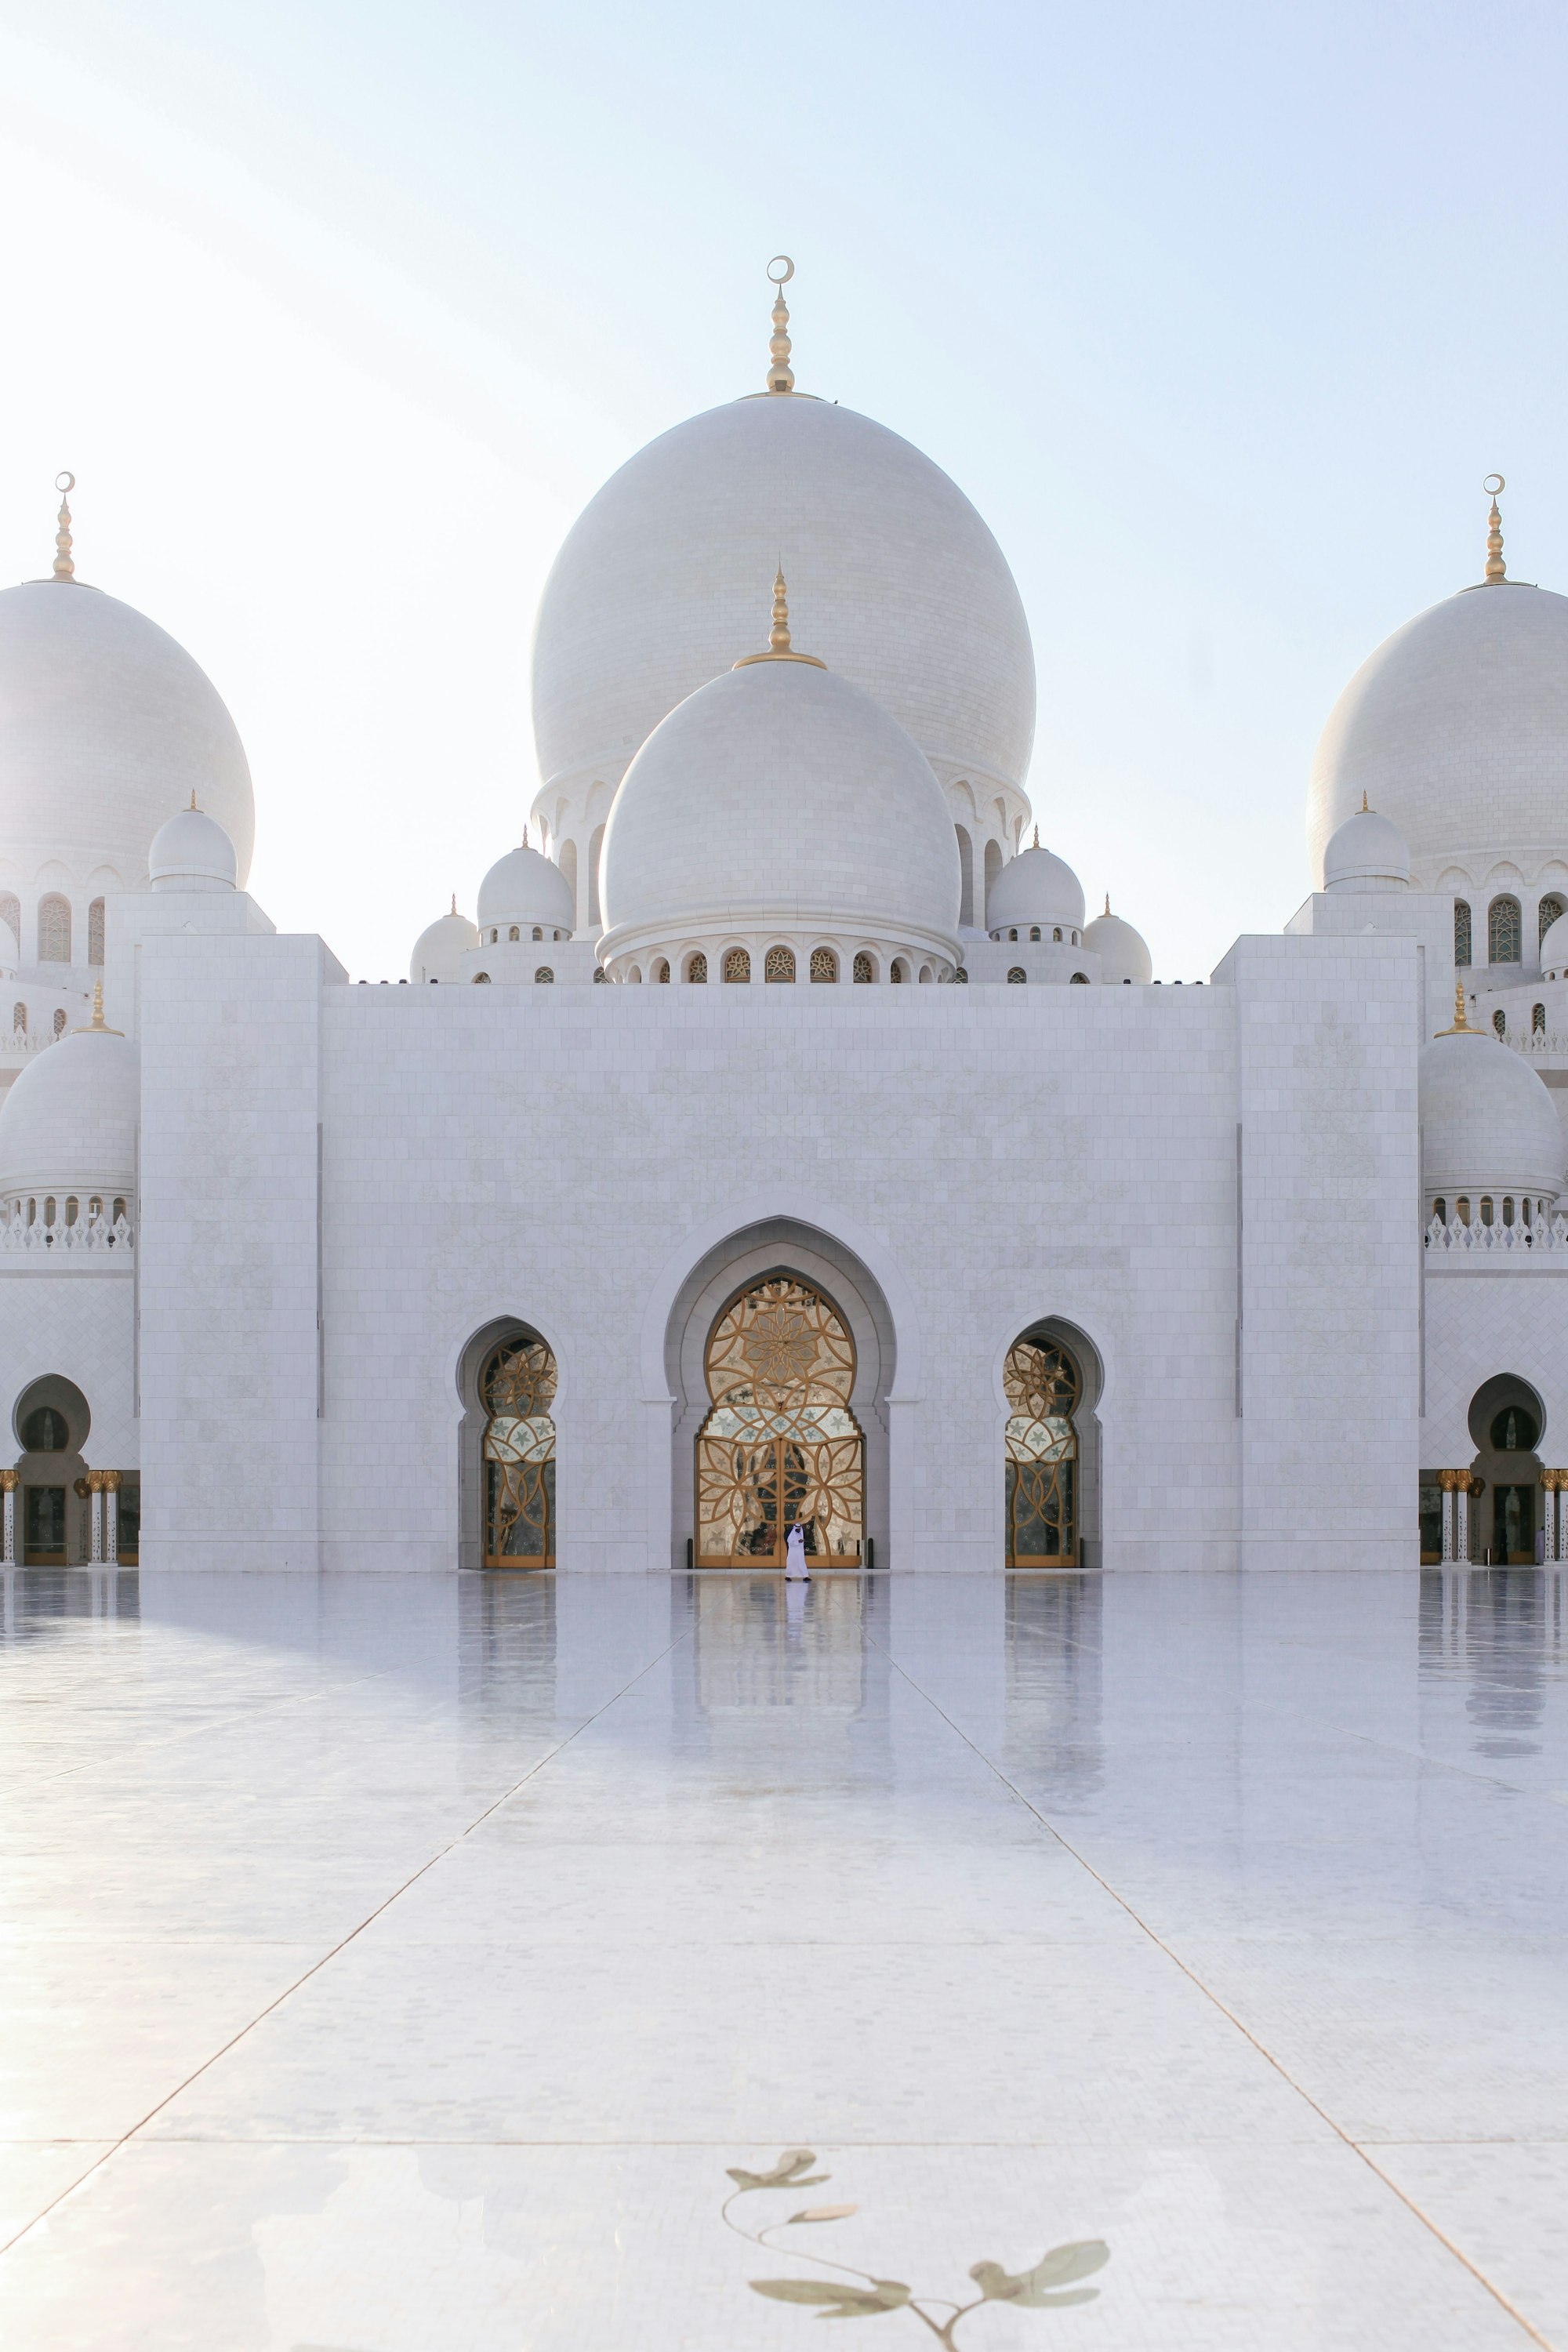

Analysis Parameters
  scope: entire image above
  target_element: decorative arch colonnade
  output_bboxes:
[1422,1373,1568,1566]
[0,1374,139,1566]
[454,1215,1104,1574]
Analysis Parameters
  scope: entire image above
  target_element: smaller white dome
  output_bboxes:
[410,902,480,984]
[477,840,575,936]
[1323,800,1410,893]
[1541,910,1568,978]
[0,1021,140,1200]
[985,839,1085,935]
[149,800,238,892]
[1083,898,1153,985]
[0,917,18,976]
[1420,1012,1563,1200]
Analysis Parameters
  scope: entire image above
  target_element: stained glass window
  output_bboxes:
[481,1336,557,1567]
[1489,895,1522,964]
[695,1274,863,1568]
[1454,901,1472,967]
[38,896,71,963]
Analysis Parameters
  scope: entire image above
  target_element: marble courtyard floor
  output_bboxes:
[1,1570,1566,2350]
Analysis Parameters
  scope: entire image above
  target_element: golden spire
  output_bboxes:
[52,472,75,582]
[1360,790,1370,812]
[1033,826,1040,848]
[765,256,795,394]
[1439,981,1479,1036]
[72,982,122,1036]
[189,789,198,812]
[522,823,529,849]
[449,892,458,916]
[1483,474,1507,584]
[733,564,826,669]
[1104,893,1112,916]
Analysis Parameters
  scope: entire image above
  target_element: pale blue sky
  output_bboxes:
[1,0,1562,979]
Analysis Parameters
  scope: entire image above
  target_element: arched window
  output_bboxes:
[1008,927,1018,942]
[627,966,641,982]
[917,964,932,982]
[1534,1002,1546,1036]
[1456,1195,1471,1226]
[38,895,71,963]
[473,971,491,984]
[723,948,750,982]
[11,1002,24,1035]
[1541,895,1566,951]
[955,826,974,927]
[481,1334,557,1566]
[52,1009,66,1037]
[1454,900,1472,967]
[21,1406,68,1452]
[535,967,554,983]
[982,839,1003,928]
[88,898,105,965]
[694,1272,863,1566]
[764,946,795,982]
[1493,1009,1506,1038]
[1007,967,1027,984]
[592,967,608,983]
[687,953,708,982]
[952,965,968,983]
[1432,1198,1447,1225]
[588,823,606,926]
[532,926,543,941]
[0,891,18,944]
[1004,1336,1080,1566]
[654,960,670,982]
[1489,895,1522,964]
[508,925,520,942]
[890,959,908,984]
[810,948,837,982]
[1069,971,1090,984]
[852,953,874,983]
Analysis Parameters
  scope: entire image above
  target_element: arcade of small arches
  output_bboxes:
[463,1263,1102,1573]
[1452,888,1568,971]
[0,889,109,967]
[605,944,950,985]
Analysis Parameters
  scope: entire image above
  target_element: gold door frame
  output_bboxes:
[1004,1338,1080,1568]
[695,1274,865,1568]
[481,1336,557,1568]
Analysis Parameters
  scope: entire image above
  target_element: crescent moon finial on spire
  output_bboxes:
[52,471,75,582]
[766,256,795,394]
[1483,474,1507,584]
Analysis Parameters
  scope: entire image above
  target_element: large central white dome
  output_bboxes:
[531,394,1036,815]
[0,581,255,888]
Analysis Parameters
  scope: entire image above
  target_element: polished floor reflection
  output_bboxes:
[2,1567,1567,2347]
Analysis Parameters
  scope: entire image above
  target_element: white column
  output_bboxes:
[1456,1481,1470,1566]
[1440,1478,1454,1563]
[89,1476,103,1565]
[105,1476,118,1568]
[1,1476,14,1566]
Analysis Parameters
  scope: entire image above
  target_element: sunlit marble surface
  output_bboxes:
[2,1567,1566,2348]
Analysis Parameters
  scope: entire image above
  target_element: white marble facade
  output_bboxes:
[2,279,1566,1572]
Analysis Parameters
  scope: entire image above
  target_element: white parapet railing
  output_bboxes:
[0,1207,134,1258]
[1425,1210,1568,1261]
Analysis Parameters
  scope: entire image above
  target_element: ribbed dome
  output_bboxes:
[1308,583,1568,887]
[1323,802,1410,893]
[985,841,1085,934]
[0,1022,140,1199]
[409,904,480,985]
[477,842,574,935]
[1419,1021,1563,1200]
[0,581,255,887]
[531,395,1036,817]
[148,803,238,892]
[598,652,960,974]
[1083,900,1152,985]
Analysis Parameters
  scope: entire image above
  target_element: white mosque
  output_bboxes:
[1,266,1565,1577]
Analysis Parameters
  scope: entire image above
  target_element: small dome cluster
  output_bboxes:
[1420,991,1563,1214]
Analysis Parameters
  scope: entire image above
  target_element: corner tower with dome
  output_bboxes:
[2,267,1564,1577]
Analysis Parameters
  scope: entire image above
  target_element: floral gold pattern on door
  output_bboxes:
[1005,1338,1080,1567]
[481,1336,557,1566]
[696,1276,864,1566]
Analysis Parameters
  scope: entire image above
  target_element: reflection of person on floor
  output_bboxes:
[785,1523,809,1580]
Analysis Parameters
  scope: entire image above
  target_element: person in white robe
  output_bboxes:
[785,1523,809,1579]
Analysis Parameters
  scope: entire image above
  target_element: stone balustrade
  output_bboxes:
[1425,1211,1568,1259]
[0,1207,134,1257]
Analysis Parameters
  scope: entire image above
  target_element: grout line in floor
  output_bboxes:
[0,1625,695,2264]
[871,1631,1559,2352]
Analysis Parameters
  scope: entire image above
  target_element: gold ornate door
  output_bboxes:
[695,1275,864,1567]
[1004,1338,1079,1567]
[481,1336,557,1566]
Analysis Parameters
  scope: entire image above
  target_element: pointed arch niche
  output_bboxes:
[1001,1317,1104,1570]
[662,1219,896,1571]
[456,1316,560,1570]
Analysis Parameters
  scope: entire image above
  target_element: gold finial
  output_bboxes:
[765,256,795,394]
[732,563,826,669]
[52,472,75,582]
[1439,981,1479,1036]
[189,789,198,812]
[1360,790,1370,813]
[1033,826,1040,848]
[450,892,458,916]
[522,824,529,849]
[1483,474,1507,584]
[1104,893,1112,916]
[72,980,122,1036]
